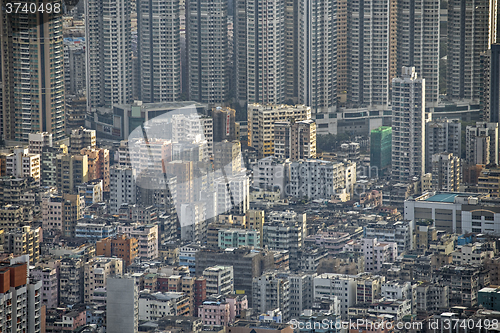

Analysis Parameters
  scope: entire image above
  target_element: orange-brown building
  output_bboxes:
[80,147,110,192]
[96,234,138,266]
[0,262,27,293]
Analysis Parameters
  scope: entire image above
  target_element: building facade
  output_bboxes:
[391,67,426,183]
[138,0,181,102]
[0,0,65,141]
[187,0,229,104]
[86,0,132,108]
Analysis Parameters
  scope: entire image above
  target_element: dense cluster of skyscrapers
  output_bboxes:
[2,0,500,143]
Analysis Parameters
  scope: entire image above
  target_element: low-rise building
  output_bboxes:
[218,229,260,250]
[75,219,117,241]
[452,242,495,265]
[3,226,41,263]
[404,192,500,234]
[252,272,291,321]
[198,297,230,326]
[60,256,85,305]
[313,273,357,318]
[117,223,159,260]
[30,265,59,309]
[138,291,190,320]
[203,266,234,296]
[364,221,413,255]
[96,234,139,267]
[5,147,41,180]
[84,257,124,303]
[478,286,500,311]
[415,282,449,314]
[0,205,33,232]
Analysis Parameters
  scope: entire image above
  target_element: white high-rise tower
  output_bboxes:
[138,0,181,102]
[298,0,337,113]
[391,67,426,182]
[246,0,286,105]
[86,0,132,109]
[398,0,440,106]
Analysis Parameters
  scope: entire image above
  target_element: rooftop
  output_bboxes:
[424,193,461,203]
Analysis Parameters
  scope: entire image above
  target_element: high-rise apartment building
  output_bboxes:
[425,118,462,173]
[477,166,500,197]
[288,160,356,200]
[246,0,286,104]
[234,0,248,106]
[0,1,65,142]
[447,0,497,101]
[187,0,229,104]
[248,104,311,158]
[487,44,500,123]
[465,122,499,166]
[109,165,136,214]
[56,154,89,194]
[350,0,390,108]
[64,39,86,96]
[431,153,461,192]
[391,67,426,182]
[86,0,132,109]
[297,0,337,112]
[0,257,42,333]
[41,145,68,187]
[215,175,250,216]
[107,275,139,333]
[138,0,181,102]
[398,0,440,105]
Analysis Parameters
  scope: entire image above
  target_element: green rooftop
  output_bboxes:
[424,193,461,203]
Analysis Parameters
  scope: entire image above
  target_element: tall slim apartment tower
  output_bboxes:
[432,153,461,192]
[489,44,500,123]
[86,0,132,109]
[0,1,66,142]
[234,0,248,106]
[447,0,497,101]
[138,0,181,102]
[350,0,390,108]
[285,0,299,105]
[398,0,440,106]
[297,0,337,113]
[336,0,350,104]
[187,0,229,104]
[391,67,425,183]
[107,275,139,333]
[425,118,461,173]
[465,122,499,166]
[246,0,286,105]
